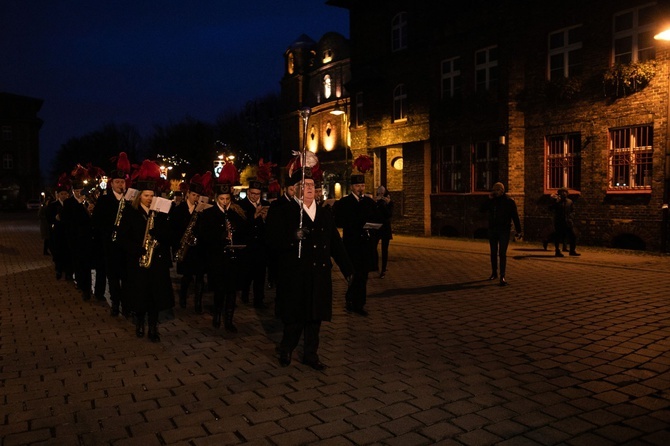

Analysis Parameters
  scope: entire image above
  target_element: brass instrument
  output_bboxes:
[139,211,159,268]
[111,197,126,242]
[175,210,199,262]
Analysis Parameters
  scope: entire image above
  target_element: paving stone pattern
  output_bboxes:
[1,212,669,445]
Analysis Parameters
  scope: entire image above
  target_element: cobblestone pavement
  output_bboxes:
[1,212,669,445]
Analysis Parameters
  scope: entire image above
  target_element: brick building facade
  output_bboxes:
[0,92,43,209]
[328,0,670,251]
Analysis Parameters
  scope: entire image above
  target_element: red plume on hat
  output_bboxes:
[56,172,72,192]
[286,151,319,178]
[110,151,131,179]
[219,161,239,185]
[132,159,162,191]
[86,162,105,181]
[179,181,189,193]
[311,163,324,182]
[353,154,373,174]
[256,158,276,183]
[200,171,213,196]
[268,178,281,194]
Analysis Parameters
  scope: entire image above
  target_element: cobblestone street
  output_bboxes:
[1,212,669,445]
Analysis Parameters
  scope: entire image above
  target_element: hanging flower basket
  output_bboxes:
[603,60,657,98]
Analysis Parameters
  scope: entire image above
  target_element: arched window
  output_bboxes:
[393,84,407,122]
[324,74,332,99]
[287,52,295,75]
[392,12,407,52]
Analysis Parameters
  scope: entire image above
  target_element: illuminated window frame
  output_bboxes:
[545,133,581,191]
[324,74,332,99]
[548,25,583,80]
[608,125,653,191]
[435,144,465,193]
[473,140,499,192]
[613,3,656,64]
[392,84,407,122]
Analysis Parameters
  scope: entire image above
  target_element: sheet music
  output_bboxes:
[124,188,139,200]
[150,196,173,213]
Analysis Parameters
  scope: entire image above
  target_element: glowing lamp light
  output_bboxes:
[330,104,345,115]
[654,28,670,41]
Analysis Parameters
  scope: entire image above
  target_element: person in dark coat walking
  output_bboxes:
[118,160,174,342]
[46,179,73,281]
[91,152,131,316]
[238,180,270,308]
[333,173,379,316]
[480,182,522,286]
[374,185,393,278]
[61,172,96,301]
[266,168,353,370]
[549,187,580,257]
[198,178,248,333]
[170,173,210,313]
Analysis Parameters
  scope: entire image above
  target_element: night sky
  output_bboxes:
[0,1,349,174]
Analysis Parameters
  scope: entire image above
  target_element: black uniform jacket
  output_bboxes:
[118,205,174,313]
[266,199,353,323]
[333,193,379,272]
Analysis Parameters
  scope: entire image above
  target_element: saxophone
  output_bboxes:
[175,210,199,262]
[139,211,159,268]
[111,197,126,242]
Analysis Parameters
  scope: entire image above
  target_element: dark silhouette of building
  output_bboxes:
[0,92,43,209]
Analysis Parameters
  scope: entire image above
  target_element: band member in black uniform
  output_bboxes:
[238,179,270,308]
[47,175,73,281]
[199,167,248,332]
[266,167,353,370]
[333,172,379,316]
[61,166,96,301]
[92,152,131,316]
[170,172,210,314]
[118,160,174,342]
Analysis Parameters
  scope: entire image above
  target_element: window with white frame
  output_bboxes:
[393,84,407,122]
[475,46,498,91]
[613,3,656,64]
[546,133,581,190]
[391,12,407,52]
[548,25,583,80]
[474,141,499,191]
[2,153,13,170]
[441,57,462,99]
[355,92,364,127]
[435,144,464,192]
[609,126,653,190]
[324,74,332,99]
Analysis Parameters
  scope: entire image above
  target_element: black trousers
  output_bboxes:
[555,225,577,252]
[489,230,510,277]
[280,320,321,363]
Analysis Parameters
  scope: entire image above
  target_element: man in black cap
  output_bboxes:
[238,179,270,308]
[333,174,379,316]
[92,160,129,315]
[266,168,353,370]
[47,182,73,281]
[170,175,206,313]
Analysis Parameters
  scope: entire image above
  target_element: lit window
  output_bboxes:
[324,75,332,99]
[441,57,462,99]
[393,84,407,122]
[613,4,656,64]
[355,92,364,127]
[2,153,13,170]
[435,145,464,192]
[609,126,653,190]
[548,25,583,80]
[391,12,407,52]
[475,46,498,91]
[474,141,499,191]
[287,52,294,75]
[546,134,581,190]
[323,49,333,63]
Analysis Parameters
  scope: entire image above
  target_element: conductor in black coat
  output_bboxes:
[46,187,73,281]
[266,169,353,370]
[238,180,270,308]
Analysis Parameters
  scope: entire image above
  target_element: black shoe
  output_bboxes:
[542,241,548,251]
[569,251,581,256]
[488,274,497,280]
[279,351,292,367]
[147,324,160,342]
[110,305,120,317]
[500,277,508,286]
[353,308,369,317]
[303,360,326,371]
[555,251,564,257]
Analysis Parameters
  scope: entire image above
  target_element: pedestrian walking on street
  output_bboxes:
[480,182,522,286]
[549,187,580,257]
[374,185,393,278]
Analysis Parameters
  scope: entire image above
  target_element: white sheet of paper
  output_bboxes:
[150,196,173,213]
[363,222,383,230]
[124,188,139,200]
